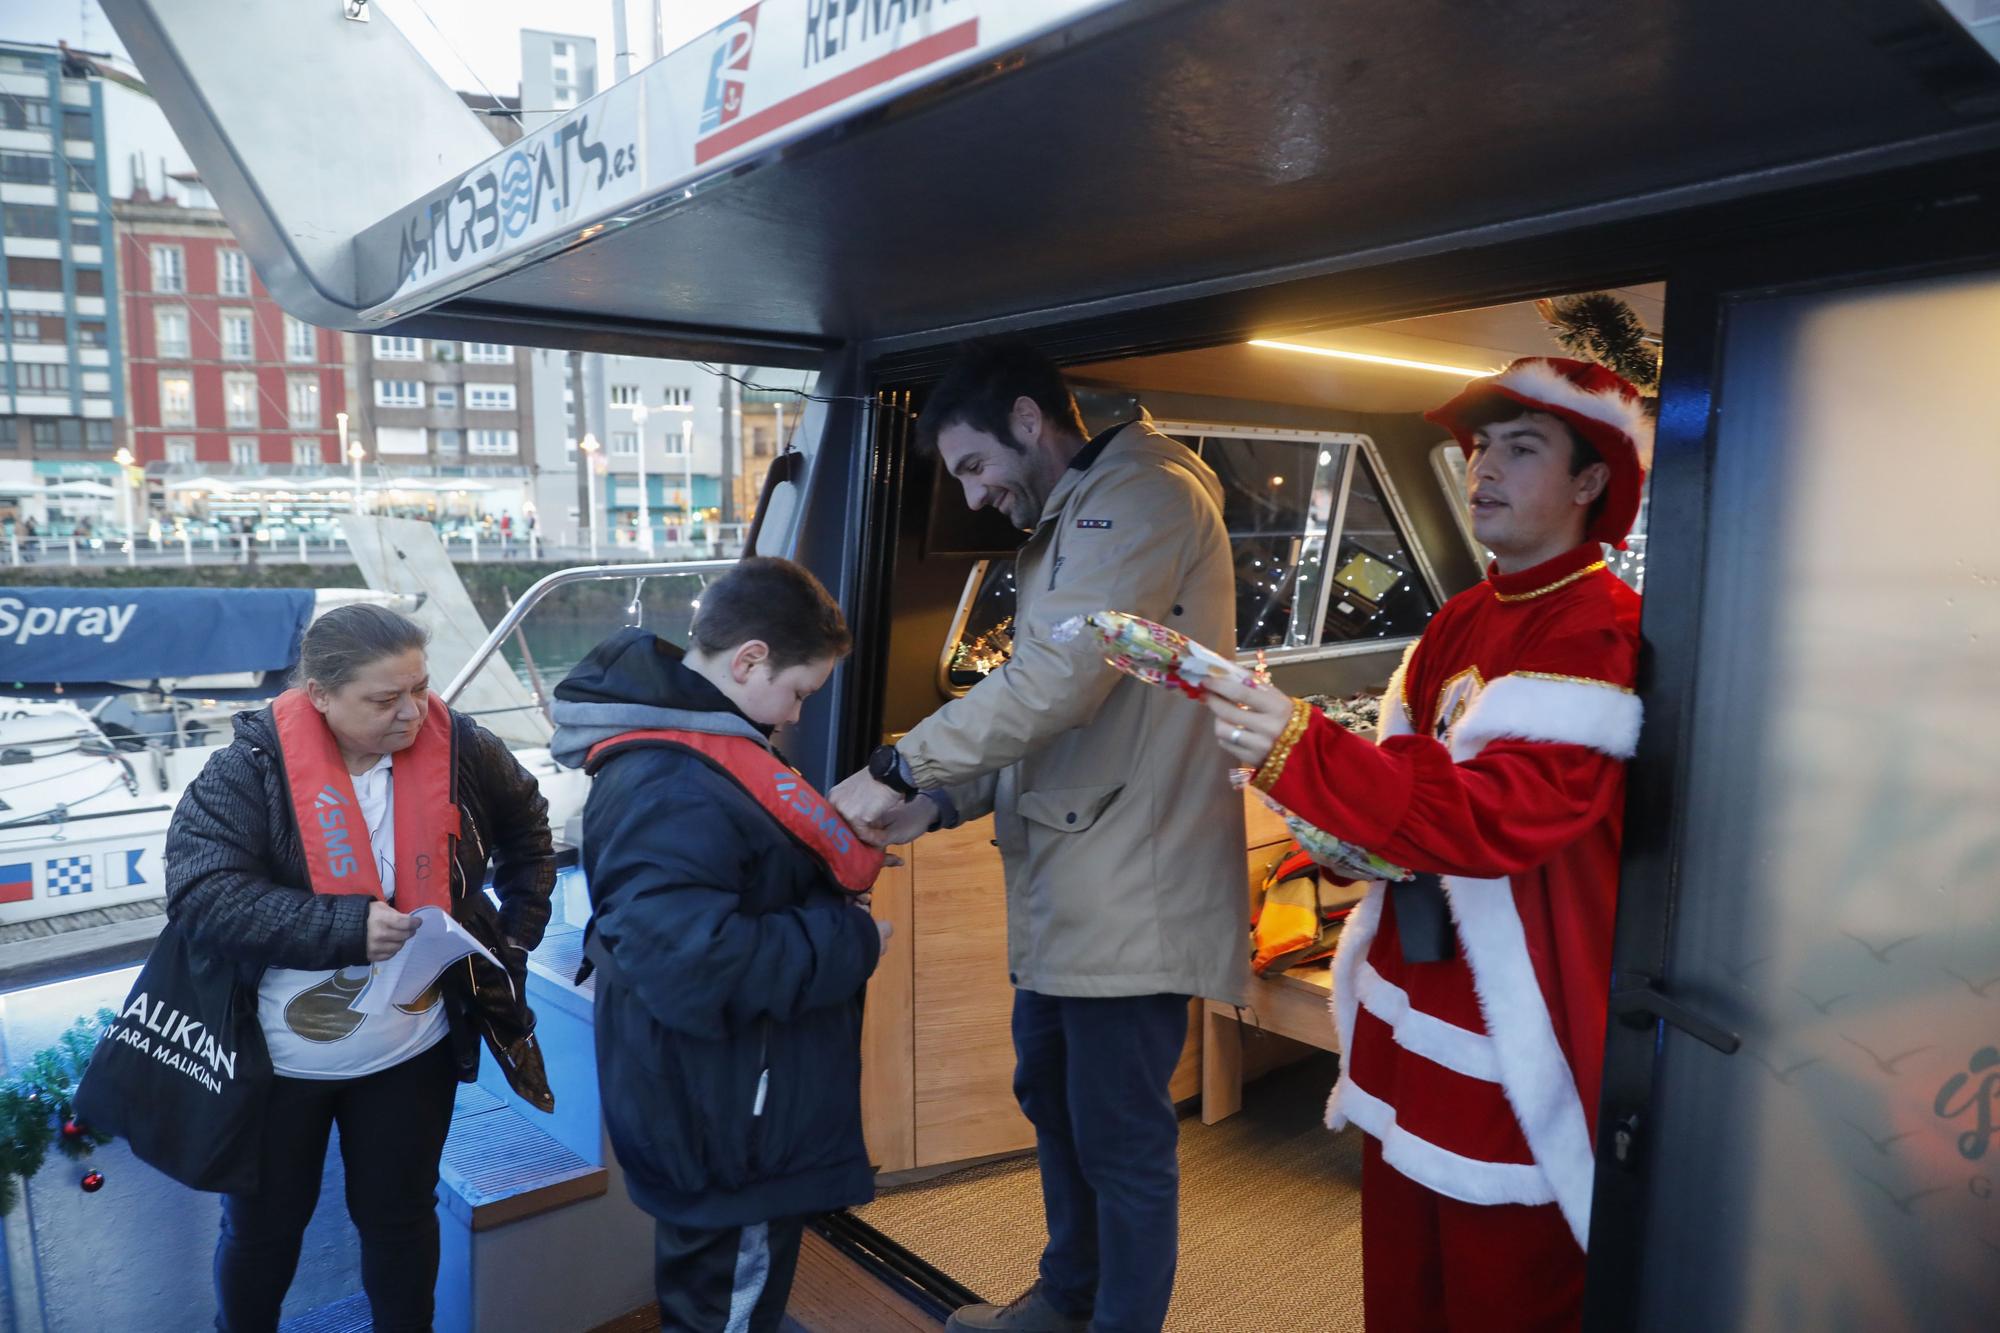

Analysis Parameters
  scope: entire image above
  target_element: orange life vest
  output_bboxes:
[585,728,885,893]
[270,688,458,912]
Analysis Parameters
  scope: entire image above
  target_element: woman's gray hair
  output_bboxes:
[294,603,430,690]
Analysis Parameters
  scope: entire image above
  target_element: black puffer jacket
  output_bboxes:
[163,703,555,1081]
[554,630,881,1228]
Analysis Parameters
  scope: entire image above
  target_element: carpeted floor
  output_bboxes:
[854,1054,1365,1332]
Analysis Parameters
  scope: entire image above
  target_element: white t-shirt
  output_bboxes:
[258,753,450,1079]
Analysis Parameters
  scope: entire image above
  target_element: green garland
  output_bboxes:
[0,1010,114,1213]
[1536,293,1662,393]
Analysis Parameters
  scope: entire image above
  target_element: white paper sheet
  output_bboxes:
[349,905,505,1015]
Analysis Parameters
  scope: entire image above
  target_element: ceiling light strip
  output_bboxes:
[1247,339,1495,379]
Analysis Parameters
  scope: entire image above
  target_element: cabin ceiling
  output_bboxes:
[1071,286,1666,415]
[425,0,2000,352]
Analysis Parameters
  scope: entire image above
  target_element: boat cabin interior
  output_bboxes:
[7,0,1998,1328]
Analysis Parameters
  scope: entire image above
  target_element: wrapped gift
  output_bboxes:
[1052,609,1257,697]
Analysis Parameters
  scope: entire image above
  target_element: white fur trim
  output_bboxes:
[1324,882,1384,1118]
[1442,874,1598,1247]
[1332,1081,1557,1208]
[1449,673,1642,764]
[1354,961,1501,1083]
[1491,359,1654,469]
[1324,654,1631,1247]
[1378,641,1418,741]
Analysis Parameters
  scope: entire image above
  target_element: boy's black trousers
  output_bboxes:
[653,1215,806,1332]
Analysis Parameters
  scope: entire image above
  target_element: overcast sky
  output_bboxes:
[6,0,743,97]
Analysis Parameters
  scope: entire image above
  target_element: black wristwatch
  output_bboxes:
[867,743,919,801]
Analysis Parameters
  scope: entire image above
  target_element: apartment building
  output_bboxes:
[115,185,348,491]
[352,332,537,515]
[0,40,123,503]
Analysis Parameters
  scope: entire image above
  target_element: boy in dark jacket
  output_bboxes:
[551,558,889,1333]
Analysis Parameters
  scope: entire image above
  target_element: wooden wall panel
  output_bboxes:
[859,850,916,1171]
[1243,787,1289,848]
[912,818,1033,1166]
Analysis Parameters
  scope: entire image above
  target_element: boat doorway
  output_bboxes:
[839,284,1663,1329]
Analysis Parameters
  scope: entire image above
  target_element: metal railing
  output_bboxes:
[442,560,738,705]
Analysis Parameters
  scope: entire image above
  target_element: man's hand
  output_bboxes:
[832,768,915,844]
[365,900,420,962]
[1199,672,1296,770]
[867,796,940,848]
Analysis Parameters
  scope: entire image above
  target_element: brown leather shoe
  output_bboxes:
[944,1284,1092,1332]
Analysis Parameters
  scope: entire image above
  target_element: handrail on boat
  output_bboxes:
[442,561,738,706]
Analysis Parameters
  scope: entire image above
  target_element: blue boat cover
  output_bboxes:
[0,587,316,696]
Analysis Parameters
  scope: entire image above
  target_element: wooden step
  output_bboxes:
[439,1082,605,1231]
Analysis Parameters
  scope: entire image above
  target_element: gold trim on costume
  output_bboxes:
[1492,561,1608,603]
[1431,666,1486,739]
[1509,671,1637,695]
[1253,698,1316,792]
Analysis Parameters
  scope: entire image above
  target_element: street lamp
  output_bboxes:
[348,441,367,515]
[338,412,367,515]
[579,433,601,558]
[113,446,137,553]
[630,397,654,556]
[680,418,694,541]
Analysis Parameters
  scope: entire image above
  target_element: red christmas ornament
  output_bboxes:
[62,1118,84,1139]
[79,1171,105,1193]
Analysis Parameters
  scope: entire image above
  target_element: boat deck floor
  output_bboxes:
[581,1230,943,1333]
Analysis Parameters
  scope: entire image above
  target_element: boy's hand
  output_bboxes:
[875,918,895,954]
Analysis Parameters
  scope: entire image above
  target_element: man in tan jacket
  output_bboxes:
[832,341,1246,1333]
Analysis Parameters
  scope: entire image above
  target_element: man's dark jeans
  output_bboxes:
[1012,989,1189,1333]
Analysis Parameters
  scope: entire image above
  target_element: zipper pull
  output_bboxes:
[752,1068,769,1117]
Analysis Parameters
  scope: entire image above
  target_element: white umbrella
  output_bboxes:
[38,480,116,497]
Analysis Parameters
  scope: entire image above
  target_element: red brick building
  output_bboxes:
[114,186,349,478]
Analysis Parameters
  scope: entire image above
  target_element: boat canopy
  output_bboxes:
[0,587,314,698]
[104,0,2000,362]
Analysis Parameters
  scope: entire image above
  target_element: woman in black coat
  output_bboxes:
[165,604,553,1333]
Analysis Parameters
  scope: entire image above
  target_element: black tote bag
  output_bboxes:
[75,922,272,1193]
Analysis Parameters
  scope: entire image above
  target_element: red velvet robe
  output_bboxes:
[1268,542,1642,1247]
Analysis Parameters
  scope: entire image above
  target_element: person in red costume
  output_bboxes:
[1201,357,1649,1332]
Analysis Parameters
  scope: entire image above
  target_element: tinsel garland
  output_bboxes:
[0,1010,114,1212]
[1535,293,1662,394]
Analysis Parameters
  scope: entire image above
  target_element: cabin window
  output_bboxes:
[941,560,1019,695]
[938,423,1438,693]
